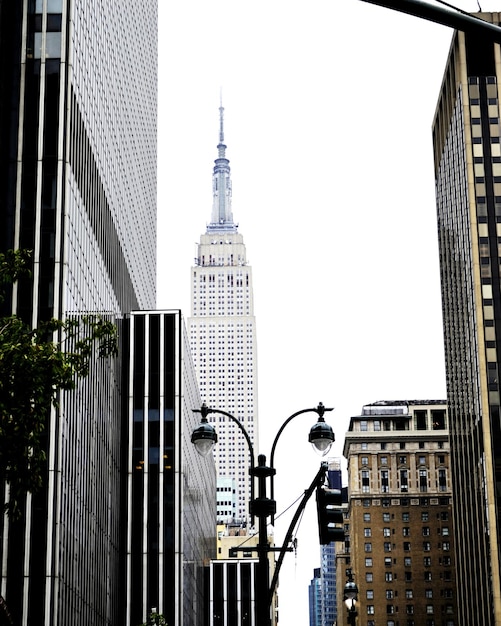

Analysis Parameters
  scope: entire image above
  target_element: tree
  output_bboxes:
[139,612,168,626]
[0,250,118,516]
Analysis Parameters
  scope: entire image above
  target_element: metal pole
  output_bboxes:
[251,454,275,626]
[358,0,501,44]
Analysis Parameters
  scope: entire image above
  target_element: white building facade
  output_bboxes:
[189,106,259,523]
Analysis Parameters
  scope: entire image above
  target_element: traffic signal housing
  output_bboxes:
[316,485,345,545]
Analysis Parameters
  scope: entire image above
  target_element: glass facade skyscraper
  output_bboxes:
[0,2,157,624]
[433,12,501,625]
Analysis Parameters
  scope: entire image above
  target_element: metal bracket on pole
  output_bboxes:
[267,462,329,608]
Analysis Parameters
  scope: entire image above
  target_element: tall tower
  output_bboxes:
[189,105,259,524]
[0,3,157,624]
[433,12,501,625]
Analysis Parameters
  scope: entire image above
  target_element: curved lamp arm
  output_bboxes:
[269,403,333,524]
[193,403,256,517]
[269,403,333,471]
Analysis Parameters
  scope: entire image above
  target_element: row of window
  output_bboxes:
[366,588,452,599]
[360,468,447,493]
[364,511,449,522]
[364,526,449,537]
[365,560,452,577]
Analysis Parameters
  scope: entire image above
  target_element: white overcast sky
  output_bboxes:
[157,2,499,623]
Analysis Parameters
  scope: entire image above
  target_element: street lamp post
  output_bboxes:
[192,402,335,626]
[343,569,358,626]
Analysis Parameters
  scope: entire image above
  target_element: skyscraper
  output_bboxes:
[188,105,259,524]
[0,2,157,624]
[433,12,501,624]
[342,400,456,626]
[124,310,216,626]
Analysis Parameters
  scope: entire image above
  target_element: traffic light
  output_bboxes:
[316,485,345,545]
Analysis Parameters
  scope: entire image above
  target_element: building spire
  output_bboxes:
[207,97,237,232]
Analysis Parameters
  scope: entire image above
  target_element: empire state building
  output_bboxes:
[188,106,259,524]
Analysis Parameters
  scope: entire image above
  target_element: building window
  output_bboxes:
[383,512,391,522]
[384,557,392,567]
[405,590,413,599]
[421,512,429,522]
[403,527,410,536]
[425,589,433,598]
[438,468,447,491]
[402,512,410,522]
[386,590,394,599]
[422,526,430,536]
[361,420,368,431]
[367,605,375,615]
[403,542,411,551]
[404,557,412,566]
[432,410,445,429]
[424,556,431,566]
[400,469,409,492]
[362,470,370,493]
[381,456,388,465]
[367,590,374,600]
[365,558,373,567]
[381,470,389,493]
[384,542,392,552]
[361,456,369,465]
[364,528,372,537]
[384,527,391,537]
[374,420,381,431]
[406,605,414,614]
[423,542,431,552]
[366,573,373,582]
[365,543,372,552]
[385,573,393,582]
[426,605,434,614]
[387,605,395,614]
[419,469,428,492]
[364,513,371,522]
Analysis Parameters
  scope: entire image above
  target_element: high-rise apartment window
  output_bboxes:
[415,410,427,429]
[400,469,409,492]
[364,513,371,522]
[365,558,373,567]
[385,573,393,582]
[386,590,394,599]
[364,528,372,537]
[360,420,368,431]
[384,527,391,537]
[362,470,370,493]
[432,410,446,430]
[419,469,428,492]
[438,469,447,491]
[367,590,374,599]
[423,542,431,552]
[366,573,373,582]
[361,456,369,465]
[381,470,389,493]
[365,543,372,552]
